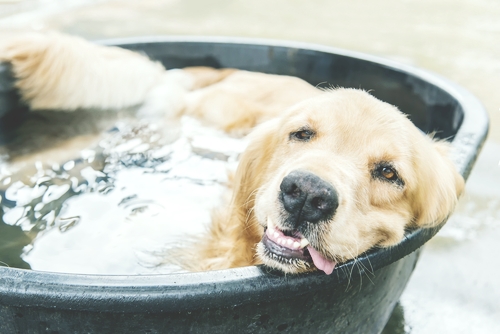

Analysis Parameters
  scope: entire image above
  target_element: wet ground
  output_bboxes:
[1,0,499,333]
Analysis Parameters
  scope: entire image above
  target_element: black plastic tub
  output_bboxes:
[0,37,488,334]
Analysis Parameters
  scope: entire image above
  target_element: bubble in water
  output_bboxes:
[80,166,106,185]
[2,177,11,185]
[112,138,143,154]
[118,194,138,206]
[22,244,34,255]
[98,185,114,194]
[129,205,148,216]
[40,210,56,227]
[80,149,96,163]
[58,216,81,232]
[3,206,27,226]
[42,184,71,204]
[63,160,75,171]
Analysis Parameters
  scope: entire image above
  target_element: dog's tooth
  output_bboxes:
[300,238,310,248]
[286,239,293,246]
[274,232,280,238]
[293,241,300,249]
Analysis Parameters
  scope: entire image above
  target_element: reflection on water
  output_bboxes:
[0,115,246,274]
[0,208,31,269]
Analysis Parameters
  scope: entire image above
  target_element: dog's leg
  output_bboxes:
[0,32,166,111]
[182,67,321,134]
[138,66,238,118]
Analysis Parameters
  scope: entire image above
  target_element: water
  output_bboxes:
[0,114,247,274]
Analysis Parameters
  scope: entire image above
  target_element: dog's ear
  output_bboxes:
[182,118,282,270]
[231,118,281,216]
[411,139,464,227]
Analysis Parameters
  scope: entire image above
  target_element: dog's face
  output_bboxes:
[235,89,464,274]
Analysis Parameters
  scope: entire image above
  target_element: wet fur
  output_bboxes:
[0,33,464,273]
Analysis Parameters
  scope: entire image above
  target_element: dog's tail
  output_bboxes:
[0,32,167,111]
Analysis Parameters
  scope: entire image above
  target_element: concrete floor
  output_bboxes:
[1,1,499,333]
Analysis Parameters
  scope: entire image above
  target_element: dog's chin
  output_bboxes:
[256,220,337,275]
[256,242,314,274]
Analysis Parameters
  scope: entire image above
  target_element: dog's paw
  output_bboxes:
[138,69,194,119]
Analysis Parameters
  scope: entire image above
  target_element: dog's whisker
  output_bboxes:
[346,250,356,290]
[237,187,260,209]
[343,244,364,291]
[363,253,375,278]
[350,239,376,288]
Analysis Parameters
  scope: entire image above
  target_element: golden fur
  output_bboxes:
[0,32,464,274]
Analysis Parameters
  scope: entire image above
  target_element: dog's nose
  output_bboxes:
[280,170,339,225]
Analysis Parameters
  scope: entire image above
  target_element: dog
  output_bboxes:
[0,32,464,275]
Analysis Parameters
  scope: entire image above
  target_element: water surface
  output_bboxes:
[0,113,246,274]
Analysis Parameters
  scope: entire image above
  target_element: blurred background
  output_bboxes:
[1,0,499,333]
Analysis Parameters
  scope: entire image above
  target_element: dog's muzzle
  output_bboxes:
[259,170,339,275]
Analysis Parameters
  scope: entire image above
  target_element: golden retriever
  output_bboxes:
[0,33,464,275]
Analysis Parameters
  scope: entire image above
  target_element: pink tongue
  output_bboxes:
[307,246,336,275]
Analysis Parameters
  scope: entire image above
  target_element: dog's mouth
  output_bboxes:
[261,218,337,275]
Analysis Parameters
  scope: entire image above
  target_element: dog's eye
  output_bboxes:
[380,166,396,180]
[373,163,403,186]
[290,129,315,141]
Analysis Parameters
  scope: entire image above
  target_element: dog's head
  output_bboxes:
[233,89,464,274]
